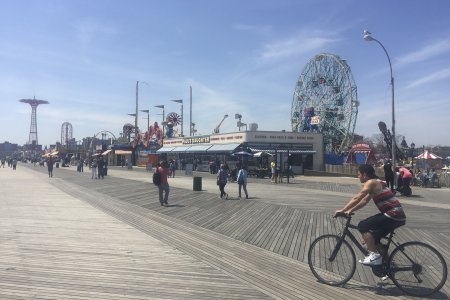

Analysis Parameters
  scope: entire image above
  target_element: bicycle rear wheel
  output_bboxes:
[308,234,356,286]
[389,241,448,297]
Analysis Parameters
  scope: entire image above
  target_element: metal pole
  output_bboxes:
[181,100,184,137]
[372,38,396,173]
[135,81,139,138]
[190,86,192,137]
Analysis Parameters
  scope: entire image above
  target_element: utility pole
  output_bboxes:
[190,86,193,136]
[135,81,139,138]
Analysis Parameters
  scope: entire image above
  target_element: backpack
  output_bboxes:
[152,170,161,185]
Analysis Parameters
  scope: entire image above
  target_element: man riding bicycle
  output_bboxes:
[335,164,406,266]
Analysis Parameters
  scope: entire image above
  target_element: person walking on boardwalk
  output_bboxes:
[91,158,98,179]
[270,160,276,182]
[12,158,17,170]
[237,165,249,199]
[79,158,84,172]
[47,157,54,177]
[97,156,105,180]
[217,164,229,199]
[157,160,170,206]
[383,160,394,191]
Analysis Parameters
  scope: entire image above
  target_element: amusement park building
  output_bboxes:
[156,131,324,173]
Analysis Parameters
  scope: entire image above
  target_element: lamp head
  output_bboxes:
[224,114,229,118]
[154,105,164,109]
[140,109,149,113]
[363,30,373,41]
[128,113,136,116]
[171,99,183,103]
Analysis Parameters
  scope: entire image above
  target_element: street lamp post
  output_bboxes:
[154,105,165,137]
[364,30,396,172]
[235,113,247,131]
[171,99,183,137]
[135,81,139,139]
[134,81,149,138]
[410,142,415,170]
[140,109,150,131]
[127,113,137,137]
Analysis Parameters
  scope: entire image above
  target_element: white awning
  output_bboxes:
[171,146,192,153]
[207,143,240,152]
[187,144,213,152]
[156,147,175,153]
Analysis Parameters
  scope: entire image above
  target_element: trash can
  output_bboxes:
[56,162,59,168]
[193,176,202,191]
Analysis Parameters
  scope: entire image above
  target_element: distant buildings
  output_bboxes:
[0,141,19,158]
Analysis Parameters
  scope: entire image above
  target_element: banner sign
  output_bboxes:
[182,136,210,145]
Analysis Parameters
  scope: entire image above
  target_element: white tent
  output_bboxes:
[415,150,442,160]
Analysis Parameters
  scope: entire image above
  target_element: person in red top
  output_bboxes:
[157,161,170,206]
[396,166,413,196]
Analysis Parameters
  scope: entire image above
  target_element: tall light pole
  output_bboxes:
[154,105,165,137]
[127,113,137,135]
[135,81,139,138]
[140,109,150,131]
[364,30,396,171]
[189,86,193,137]
[410,142,415,170]
[171,99,183,137]
[134,81,149,138]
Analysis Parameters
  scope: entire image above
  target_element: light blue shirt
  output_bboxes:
[237,169,248,184]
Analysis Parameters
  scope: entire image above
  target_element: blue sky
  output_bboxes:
[1,0,449,149]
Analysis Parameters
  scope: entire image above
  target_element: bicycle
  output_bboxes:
[308,213,448,297]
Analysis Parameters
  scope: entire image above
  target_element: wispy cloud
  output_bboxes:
[74,20,118,50]
[396,39,450,67]
[407,68,450,88]
[258,30,340,62]
[233,23,272,35]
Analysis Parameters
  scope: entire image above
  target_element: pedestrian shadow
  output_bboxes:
[408,194,423,198]
[165,204,184,208]
[224,197,253,201]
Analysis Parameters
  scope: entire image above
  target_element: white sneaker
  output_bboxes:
[359,252,382,266]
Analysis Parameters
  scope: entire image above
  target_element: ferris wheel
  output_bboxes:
[291,53,359,153]
[166,112,181,126]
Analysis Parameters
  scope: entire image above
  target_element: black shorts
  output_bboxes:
[358,213,405,244]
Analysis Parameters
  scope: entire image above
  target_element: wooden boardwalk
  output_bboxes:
[1,165,448,299]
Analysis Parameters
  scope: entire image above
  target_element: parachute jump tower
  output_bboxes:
[19,97,49,146]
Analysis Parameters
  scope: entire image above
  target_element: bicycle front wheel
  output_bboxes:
[389,241,448,297]
[308,234,356,286]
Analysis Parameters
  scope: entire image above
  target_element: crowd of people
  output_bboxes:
[1,157,17,169]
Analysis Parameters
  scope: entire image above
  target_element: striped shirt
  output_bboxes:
[372,180,406,221]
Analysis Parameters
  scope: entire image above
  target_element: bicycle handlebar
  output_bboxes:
[334,212,354,218]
